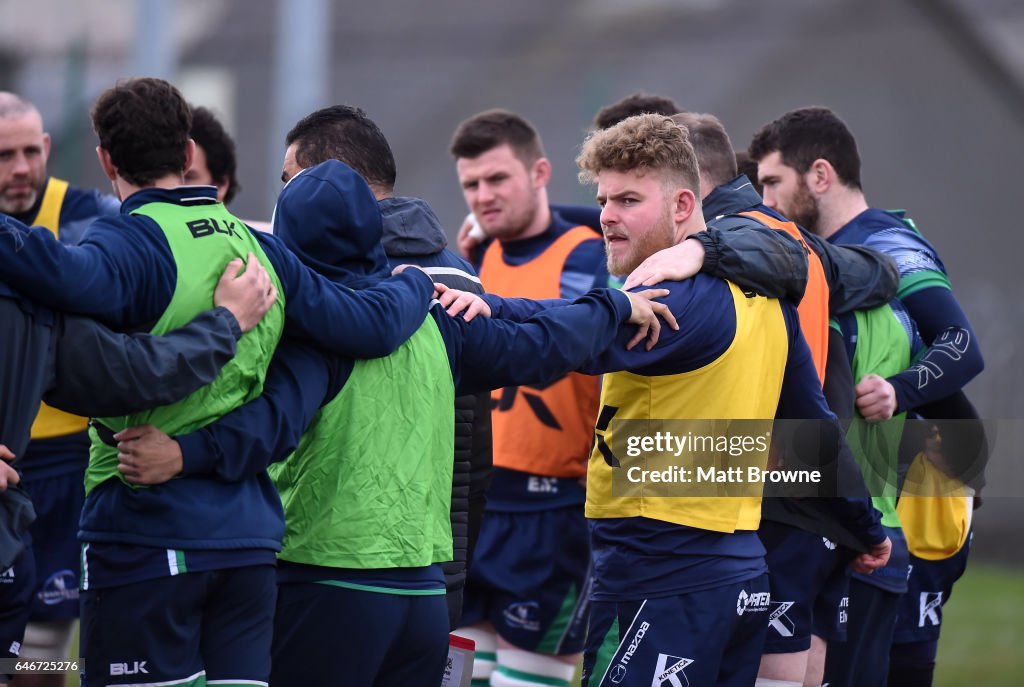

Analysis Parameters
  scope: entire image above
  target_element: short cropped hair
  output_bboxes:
[90,78,192,187]
[190,106,241,203]
[577,114,699,195]
[671,112,737,189]
[450,109,545,166]
[286,105,396,192]
[593,92,682,130]
[0,92,37,120]
[749,106,862,190]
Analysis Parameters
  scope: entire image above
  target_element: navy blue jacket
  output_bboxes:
[829,209,983,414]
[0,185,435,357]
[703,176,899,314]
[0,166,433,553]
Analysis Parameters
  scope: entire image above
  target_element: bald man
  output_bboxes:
[0,92,120,679]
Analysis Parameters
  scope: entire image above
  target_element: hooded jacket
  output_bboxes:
[379,196,492,630]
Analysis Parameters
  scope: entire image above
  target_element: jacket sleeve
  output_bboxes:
[256,232,435,359]
[775,305,886,549]
[43,308,241,417]
[482,294,569,322]
[888,287,984,414]
[175,340,343,480]
[801,230,900,314]
[450,289,632,395]
[691,220,809,301]
[0,213,175,324]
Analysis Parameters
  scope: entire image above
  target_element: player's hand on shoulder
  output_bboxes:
[215,252,278,333]
[623,239,705,290]
[623,288,678,351]
[435,283,491,321]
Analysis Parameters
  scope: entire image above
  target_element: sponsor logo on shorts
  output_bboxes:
[37,569,78,605]
[919,592,943,627]
[527,476,560,494]
[0,566,14,582]
[110,661,149,676]
[736,589,771,616]
[768,600,796,637]
[9,640,20,655]
[610,620,650,682]
[822,536,837,550]
[503,601,541,632]
[653,653,693,687]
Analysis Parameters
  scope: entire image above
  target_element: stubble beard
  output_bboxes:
[0,185,40,215]
[788,179,822,235]
[606,206,676,277]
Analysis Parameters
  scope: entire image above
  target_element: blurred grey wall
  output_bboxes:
[2,0,1022,560]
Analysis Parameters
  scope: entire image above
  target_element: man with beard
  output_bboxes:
[749,106,985,687]
[0,91,121,680]
[0,254,279,687]
[0,77,439,687]
[443,114,890,687]
[619,110,900,687]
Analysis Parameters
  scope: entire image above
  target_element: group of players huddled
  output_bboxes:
[0,79,984,687]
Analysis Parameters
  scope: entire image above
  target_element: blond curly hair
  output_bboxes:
[576,114,699,194]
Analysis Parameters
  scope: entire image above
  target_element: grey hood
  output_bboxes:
[379,196,448,258]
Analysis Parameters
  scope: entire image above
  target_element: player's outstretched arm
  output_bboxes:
[44,257,276,417]
[170,340,337,482]
[801,231,899,313]
[258,231,436,359]
[624,223,808,299]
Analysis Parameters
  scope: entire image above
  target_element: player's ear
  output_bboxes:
[673,187,697,225]
[183,138,196,177]
[96,146,117,181]
[531,157,552,189]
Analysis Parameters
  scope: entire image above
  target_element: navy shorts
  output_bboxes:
[823,578,900,687]
[272,581,449,687]
[891,532,971,661]
[581,575,770,687]
[20,464,85,621]
[0,546,35,672]
[760,520,847,653]
[811,554,851,643]
[460,507,590,654]
[80,565,275,687]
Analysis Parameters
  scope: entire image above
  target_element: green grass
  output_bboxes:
[935,562,1024,686]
